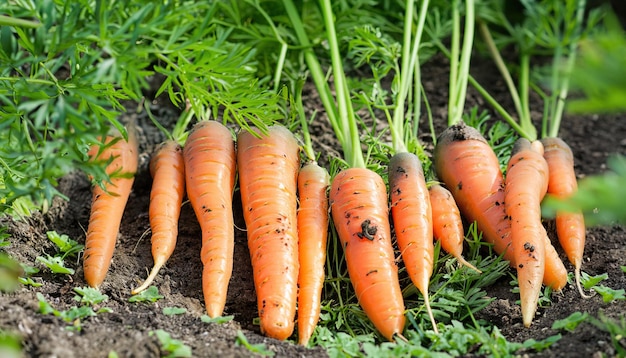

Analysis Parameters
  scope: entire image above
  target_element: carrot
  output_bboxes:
[296,161,330,346]
[237,125,300,340]
[428,183,480,273]
[131,140,185,295]
[434,121,567,291]
[83,121,139,288]
[388,152,437,334]
[541,136,589,298]
[330,168,406,341]
[183,120,236,318]
[505,138,553,327]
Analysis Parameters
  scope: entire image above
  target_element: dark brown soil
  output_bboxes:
[1,53,625,358]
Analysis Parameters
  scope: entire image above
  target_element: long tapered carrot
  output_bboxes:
[330,168,406,341]
[83,121,139,288]
[132,140,185,295]
[237,125,300,340]
[388,152,437,334]
[428,183,480,273]
[183,120,236,318]
[541,136,589,298]
[296,161,330,346]
[434,121,567,290]
[505,138,550,327]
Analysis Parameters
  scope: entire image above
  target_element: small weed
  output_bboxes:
[150,330,192,358]
[201,315,234,324]
[128,286,163,303]
[552,312,590,332]
[37,292,112,331]
[235,330,274,357]
[162,307,187,316]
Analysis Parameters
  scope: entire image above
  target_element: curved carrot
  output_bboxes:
[296,161,330,346]
[183,121,236,318]
[505,138,549,327]
[541,137,589,298]
[330,167,406,341]
[237,125,300,341]
[434,121,566,290]
[388,152,437,334]
[83,123,139,288]
[132,140,185,295]
[428,183,480,273]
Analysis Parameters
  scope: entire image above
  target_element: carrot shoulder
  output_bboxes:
[388,152,437,333]
[330,167,406,341]
[296,161,330,346]
[237,125,300,340]
[132,140,185,295]
[83,123,139,288]
[541,136,588,297]
[183,121,237,318]
[505,138,549,327]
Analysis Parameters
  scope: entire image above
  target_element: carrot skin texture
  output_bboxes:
[132,140,186,295]
[434,122,565,289]
[296,162,330,346]
[388,152,437,332]
[505,138,548,327]
[541,137,587,296]
[330,167,406,341]
[237,125,300,341]
[434,122,513,261]
[184,121,237,318]
[428,183,480,273]
[83,125,139,288]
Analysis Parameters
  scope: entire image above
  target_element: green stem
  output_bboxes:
[295,79,316,162]
[546,0,587,138]
[448,0,460,126]
[478,21,525,124]
[448,0,475,126]
[283,0,343,147]
[391,0,430,154]
[320,0,364,168]
[518,53,536,140]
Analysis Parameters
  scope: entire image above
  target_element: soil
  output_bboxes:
[1,53,625,358]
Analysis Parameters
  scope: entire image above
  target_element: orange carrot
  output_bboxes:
[296,161,330,346]
[132,140,185,295]
[541,136,589,298]
[504,138,550,327]
[330,167,406,341]
[428,183,480,273]
[434,121,567,290]
[183,120,236,318]
[83,122,139,288]
[388,152,437,334]
[237,125,300,340]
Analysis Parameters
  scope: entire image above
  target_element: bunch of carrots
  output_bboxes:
[79,1,589,348]
[81,116,330,345]
[81,112,586,346]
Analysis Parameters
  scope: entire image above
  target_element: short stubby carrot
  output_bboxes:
[296,161,330,346]
[330,167,406,341]
[132,140,185,295]
[237,125,300,341]
[505,138,549,327]
[183,121,237,318]
[434,121,566,290]
[428,183,480,273]
[83,123,139,288]
[388,152,437,333]
[541,136,588,297]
